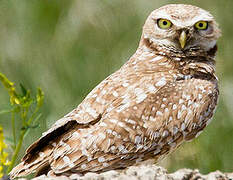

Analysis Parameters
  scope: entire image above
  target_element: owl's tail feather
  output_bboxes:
[9,147,53,179]
[9,120,79,179]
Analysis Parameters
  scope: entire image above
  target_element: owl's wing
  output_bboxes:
[45,74,169,173]
[9,76,116,178]
[50,74,218,174]
[10,66,144,178]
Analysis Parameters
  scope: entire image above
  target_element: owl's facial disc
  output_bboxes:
[142,4,221,56]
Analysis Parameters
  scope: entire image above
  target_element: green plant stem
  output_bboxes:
[24,113,41,139]
[27,106,39,125]
[11,110,16,148]
[7,106,40,173]
[7,128,26,173]
[21,107,28,126]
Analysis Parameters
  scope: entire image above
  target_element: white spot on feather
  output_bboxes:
[118,122,125,127]
[188,100,192,106]
[181,105,187,111]
[117,97,131,112]
[179,99,184,104]
[136,93,147,104]
[162,130,169,137]
[63,156,71,164]
[168,116,173,122]
[153,131,160,138]
[125,119,136,124]
[92,94,98,98]
[135,136,142,144]
[39,152,45,157]
[174,57,181,61]
[103,162,109,167]
[98,156,105,163]
[177,111,182,119]
[173,126,178,135]
[149,116,156,121]
[172,104,177,110]
[198,94,203,100]
[101,90,107,95]
[109,119,118,124]
[155,78,166,87]
[135,88,144,95]
[87,156,92,162]
[148,84,157,92]
[156,111,163,116]
[99,122,107,127]
[149,56,163,62]
[122,82,129,87]
[113,91,118,97]
[118,145,126,153]
[185,94,190,100]
[110,146,116,151]
[81,164,87,169]
[181,123,186,131]
[161,104,165,108]
[83,103,99,118]
[81,149,88,156]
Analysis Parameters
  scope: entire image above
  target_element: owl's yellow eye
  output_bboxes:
[195,21,208,30]
[157,19,172,29]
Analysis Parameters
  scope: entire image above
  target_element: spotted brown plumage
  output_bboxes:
[10,4,221,178]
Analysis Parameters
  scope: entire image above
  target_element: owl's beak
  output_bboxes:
[179,31,187,49]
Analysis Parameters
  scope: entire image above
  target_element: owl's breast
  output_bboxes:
[130,75,219,163]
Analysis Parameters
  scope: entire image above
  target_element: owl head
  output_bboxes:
[141,4,221,57]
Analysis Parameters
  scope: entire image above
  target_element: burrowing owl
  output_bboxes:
[10,4,221,178]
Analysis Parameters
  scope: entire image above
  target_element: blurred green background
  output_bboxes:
[0,0,232,174]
